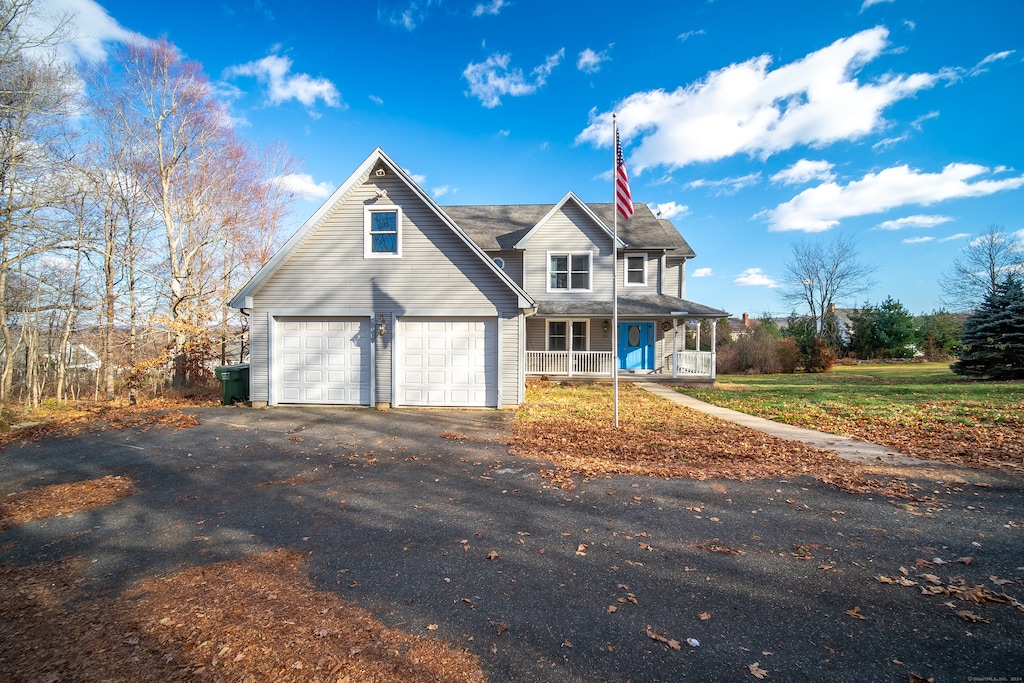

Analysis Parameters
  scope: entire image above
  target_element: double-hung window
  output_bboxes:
[549,252,591,291]
[364,206,402,257]
[625,255,647,286]
[547,320,588,351]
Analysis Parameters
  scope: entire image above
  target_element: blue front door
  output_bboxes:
[618,322,654,370]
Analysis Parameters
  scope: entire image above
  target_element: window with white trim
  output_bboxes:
[547,320,589,351]
[548,252,592,291]
[364,206,402,257]
[625,255,647,286]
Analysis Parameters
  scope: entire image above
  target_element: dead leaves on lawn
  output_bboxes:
[0,550,485,683]
[513,382,923,498]
[0,475,138,531]
[1,399,200,447]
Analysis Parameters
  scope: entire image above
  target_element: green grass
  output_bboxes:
[678,362,1023,429]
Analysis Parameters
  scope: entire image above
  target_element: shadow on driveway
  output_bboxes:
[1,405,1022,682]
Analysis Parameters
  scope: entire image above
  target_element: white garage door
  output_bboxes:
[277,318,370,404]
[398,317,497,407]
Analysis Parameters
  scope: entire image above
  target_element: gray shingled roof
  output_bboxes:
[441,201,695,257]
[534,294,726,319]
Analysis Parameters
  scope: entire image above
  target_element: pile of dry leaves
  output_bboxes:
[511,381,935,500]
[0,550,485,683]
[0,475,138,531]
[0,398,202,448]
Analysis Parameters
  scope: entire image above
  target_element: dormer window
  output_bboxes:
[549,252,592,291]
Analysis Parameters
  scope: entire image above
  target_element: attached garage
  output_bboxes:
[276,317,371,405]
[397,317,498,407]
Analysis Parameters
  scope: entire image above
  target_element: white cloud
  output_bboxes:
[36,0,139,63]
[692,267,713,278]
[875,214,953,230]
[733,267,778,288]
[686,172,761,196]
[577,48,610,74]
[577,27,946,174]
[653,201,690,219]
[432,185,451,198]
[225,54,342,112]
[497,129,510,137]
[902,236,934,244]
[860,0,895,11]
[271,173,333,200]
[378,0,441,30]
[758,163,1024,232]
[770,159,835,186]
[678,29,706,42]
[871,134,908,151]
[472,0,508,17]
[463,49,564,108]
[968,50,1015,77]
[369,94,384,105]
[910,110,939,130]
[409,173,427,184]
[939,233,971,243]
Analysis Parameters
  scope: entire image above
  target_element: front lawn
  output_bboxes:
[677,363,1023,471]
[511,381,927,498]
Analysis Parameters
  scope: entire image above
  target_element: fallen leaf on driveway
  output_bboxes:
[698,612,711,620]
[748,662,769,679]
[645,626,681,651]
[955,610,990,623]
[487,551,499,560]
[845,606,867,620]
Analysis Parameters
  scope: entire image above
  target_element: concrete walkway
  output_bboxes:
[636,381,927,466]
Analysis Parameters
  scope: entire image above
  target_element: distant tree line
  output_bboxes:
[1,0,297,410]
[717,227,1023,378]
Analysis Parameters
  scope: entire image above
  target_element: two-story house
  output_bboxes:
[230,148,727,409]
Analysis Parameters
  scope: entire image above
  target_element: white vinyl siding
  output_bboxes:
[247,167,523,406]
[523,203,614,301]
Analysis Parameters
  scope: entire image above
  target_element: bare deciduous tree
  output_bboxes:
[778,233,877,332]
[939,225,1024,312]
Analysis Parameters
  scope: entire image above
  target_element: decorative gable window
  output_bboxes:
[364,206,402,257]
[625,255,647,286]
[549,252,592,291]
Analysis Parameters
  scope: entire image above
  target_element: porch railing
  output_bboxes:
[526,351,613,376]
[525,350,714,377]
[665,351,714,376]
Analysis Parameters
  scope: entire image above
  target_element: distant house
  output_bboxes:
[230,148,727,408]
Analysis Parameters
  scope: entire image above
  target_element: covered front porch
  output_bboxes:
[524,304,721,380]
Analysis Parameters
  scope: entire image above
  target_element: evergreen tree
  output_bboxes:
[952,276,1024,379]
[849,297,917,359]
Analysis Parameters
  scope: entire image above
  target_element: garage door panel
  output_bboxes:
[277,318,370,405]
[398,317,497,407]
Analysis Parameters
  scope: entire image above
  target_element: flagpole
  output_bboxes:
[612,115,620,429]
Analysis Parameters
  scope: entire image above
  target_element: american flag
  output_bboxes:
[614,127,633,220]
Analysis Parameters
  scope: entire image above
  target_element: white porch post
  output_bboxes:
[696,321,701,353]
[710,319,717,381]
[672,319,679,379]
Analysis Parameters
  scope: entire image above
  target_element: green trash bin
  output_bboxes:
[214,364,250,405]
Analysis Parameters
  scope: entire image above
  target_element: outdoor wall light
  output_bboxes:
[603,319,610,334]
[376,316,387,339]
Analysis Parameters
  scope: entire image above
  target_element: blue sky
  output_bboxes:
[44,0,1024,317]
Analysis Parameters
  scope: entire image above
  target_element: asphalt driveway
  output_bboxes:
[1,405,1022,682]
